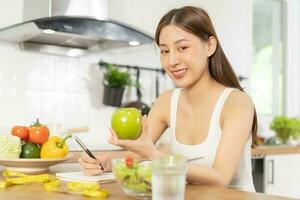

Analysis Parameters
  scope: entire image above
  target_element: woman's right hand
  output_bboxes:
[109,115,162,159]
[78,152,111,176]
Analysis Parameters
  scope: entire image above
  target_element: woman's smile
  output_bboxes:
[171,68,187,79]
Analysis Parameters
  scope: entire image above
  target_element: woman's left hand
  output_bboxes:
[109,115,161,159]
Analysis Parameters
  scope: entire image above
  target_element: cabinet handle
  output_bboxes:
[267,159,274,184]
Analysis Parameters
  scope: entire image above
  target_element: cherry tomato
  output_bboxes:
[11,126,29,140]
[28,119,49,144]
[125,157,134,167]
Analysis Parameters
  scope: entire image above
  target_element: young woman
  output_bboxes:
[79,6,257,192]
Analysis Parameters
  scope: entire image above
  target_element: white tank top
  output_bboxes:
[169,87,255,192]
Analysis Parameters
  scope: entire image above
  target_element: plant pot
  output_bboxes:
[103,85,124,107]
[276,130,290,144]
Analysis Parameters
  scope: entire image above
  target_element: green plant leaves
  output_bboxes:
[103,64,132,88]
[270,116,300,142]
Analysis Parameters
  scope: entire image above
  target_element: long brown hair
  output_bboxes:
[155,6,257,147]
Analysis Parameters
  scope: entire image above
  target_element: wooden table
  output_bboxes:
[0,164,293,200]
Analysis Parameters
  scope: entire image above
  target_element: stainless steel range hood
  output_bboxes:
[0,0,154,57]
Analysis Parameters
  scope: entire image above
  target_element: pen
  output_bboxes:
[187,156,204,162]
[74,136,104,170]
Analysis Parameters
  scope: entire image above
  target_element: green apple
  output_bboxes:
[111,108,142,140]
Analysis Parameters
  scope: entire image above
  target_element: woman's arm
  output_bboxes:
[186,91,254,186]
[148,90,172,143]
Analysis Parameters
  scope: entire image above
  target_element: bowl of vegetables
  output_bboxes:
[0,119,72,174]
[112,157,152,199]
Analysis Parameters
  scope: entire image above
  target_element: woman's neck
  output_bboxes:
[183,71,224,106]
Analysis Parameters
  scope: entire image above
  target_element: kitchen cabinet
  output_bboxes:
[264,154,300,198]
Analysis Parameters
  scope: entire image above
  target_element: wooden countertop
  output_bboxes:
[0,163,293,200]
[252,145,300,157]
[66,145,300,162]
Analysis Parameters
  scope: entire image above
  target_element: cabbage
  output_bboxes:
[0,135,21,159]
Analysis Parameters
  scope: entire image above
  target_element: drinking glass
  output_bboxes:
[151,155,187,200]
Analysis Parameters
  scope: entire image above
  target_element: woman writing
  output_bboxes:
[79,6,257,192]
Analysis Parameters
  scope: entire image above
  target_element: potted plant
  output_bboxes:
[290,117,300,142]
[102,63,132,107]
[270,116,300,144]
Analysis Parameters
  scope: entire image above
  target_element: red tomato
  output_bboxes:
[125,157,134,167]
[11,126,29,140]
[28,119,49,144]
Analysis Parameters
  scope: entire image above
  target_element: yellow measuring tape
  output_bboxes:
[0,170,109,198]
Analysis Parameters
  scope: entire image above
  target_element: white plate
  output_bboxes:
[0,154,73,174]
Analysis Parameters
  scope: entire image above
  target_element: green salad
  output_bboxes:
[113,158,152,193]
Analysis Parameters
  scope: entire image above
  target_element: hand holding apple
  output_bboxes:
[109,114,163,159]
[111,108,142,140]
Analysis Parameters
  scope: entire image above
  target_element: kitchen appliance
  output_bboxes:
[0,0,153,57]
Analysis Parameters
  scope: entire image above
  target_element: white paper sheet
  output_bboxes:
[55,171,115,183]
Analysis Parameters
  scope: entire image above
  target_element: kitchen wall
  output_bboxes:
[0,0,252,150]
[0,0,23,28]
[286,0,300,117]
[109,0,253,81]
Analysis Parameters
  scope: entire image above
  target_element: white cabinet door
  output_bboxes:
[264,154,300,198]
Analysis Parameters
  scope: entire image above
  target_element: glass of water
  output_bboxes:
[151,155,187,200]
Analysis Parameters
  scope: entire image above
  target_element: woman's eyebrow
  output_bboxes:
[158,43,167,47]
[174,39,189,44]
[159,39,189,47]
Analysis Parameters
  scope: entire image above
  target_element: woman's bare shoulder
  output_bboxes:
[228,89,253,105]
[156,89,173,104]
[153,90,173,111]
[223,89,254,115]
[149,90,173,114]
[148,89,173,124]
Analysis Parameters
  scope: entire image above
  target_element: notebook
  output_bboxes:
[55,171,115,183]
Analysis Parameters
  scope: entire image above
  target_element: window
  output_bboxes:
[250,0,285,116]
